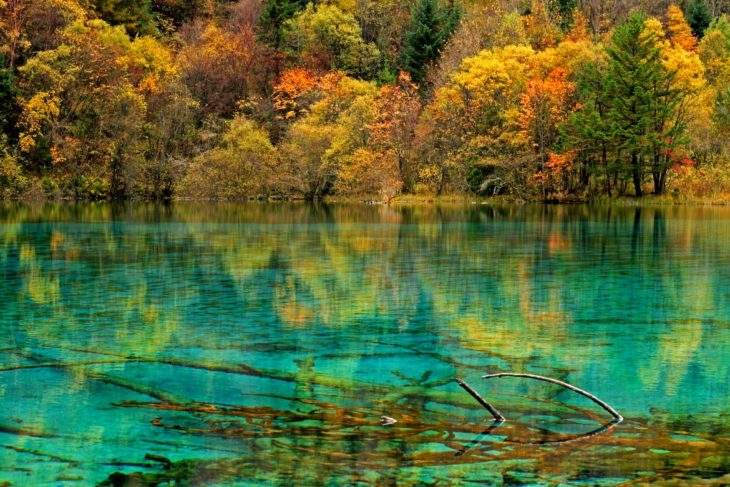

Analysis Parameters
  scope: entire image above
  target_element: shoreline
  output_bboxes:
[2,193,730,207]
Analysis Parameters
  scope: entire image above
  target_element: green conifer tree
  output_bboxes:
[259,0,309,49]
[685,0,712,38]
[0,60,18,137]
[401,0,461,85]
[570,64,616,195]
[604,13,684,196]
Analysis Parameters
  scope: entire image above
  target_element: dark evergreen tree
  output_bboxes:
[150,0,202,30]
[0,61,19,138]
[552,0,577,30]
[259,0,309,49]
[401,0,461,86]
[569,64,616,195]
[605,13,659,196]
[603,13,684,196]
[685,0,712,38]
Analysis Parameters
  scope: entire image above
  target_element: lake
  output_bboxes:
[0,202,728,486]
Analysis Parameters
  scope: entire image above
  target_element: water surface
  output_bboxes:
[1,203,729,485]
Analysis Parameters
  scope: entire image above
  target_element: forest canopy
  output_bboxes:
[2,0,730,201]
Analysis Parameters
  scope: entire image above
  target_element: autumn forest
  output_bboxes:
[2,0,730,202]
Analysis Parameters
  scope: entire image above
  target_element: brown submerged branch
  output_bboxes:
[453,421,505,456]
[87,371,187,403]
[0,444,77,465]
[14,345,488,412]
[144,453,173,468]
[7,349,189,403]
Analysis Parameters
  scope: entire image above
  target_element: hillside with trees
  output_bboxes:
[2,0,730,201]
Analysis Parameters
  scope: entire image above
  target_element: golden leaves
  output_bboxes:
[666,4,697,51]
[18,91,61,152]
[273,68,320,119]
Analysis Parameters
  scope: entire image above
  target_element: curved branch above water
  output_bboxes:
[482,372,623,423]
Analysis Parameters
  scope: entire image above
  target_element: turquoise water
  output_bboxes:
[0,203,728,486]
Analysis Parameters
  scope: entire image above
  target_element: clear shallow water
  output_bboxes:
[0,202,728,486]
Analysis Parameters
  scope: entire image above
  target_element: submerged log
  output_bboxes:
[482,372,623,423]
[144,453,173,468]
[454,421,504,456]
[0,444,77,465]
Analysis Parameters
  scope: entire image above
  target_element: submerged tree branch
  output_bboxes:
[0,444,77,465]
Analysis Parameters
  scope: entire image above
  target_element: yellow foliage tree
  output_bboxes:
[180,117,277,199]
[698,20,730,84]
[18,19,194,198]
[285,3,380,78]
[336,73,420,199]
[419,45,536,194]
[278,72,378,199]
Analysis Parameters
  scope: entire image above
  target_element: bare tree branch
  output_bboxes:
[482,372,623,423]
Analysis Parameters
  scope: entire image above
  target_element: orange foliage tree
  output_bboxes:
[336,72,421,201]
[566,9,590,42]
[518,66,578,197]
[666,4,698,51]
[272,68,321,120]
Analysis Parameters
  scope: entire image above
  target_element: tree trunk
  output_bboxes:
[632,152,642,197]
[602,144,611,197]
[658,169,667,195]
[110,149,126,200]
[651,151,665,195]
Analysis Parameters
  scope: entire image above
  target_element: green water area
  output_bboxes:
[1,203,728,485]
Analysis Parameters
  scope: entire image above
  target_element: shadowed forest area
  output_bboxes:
[2,0,730,201]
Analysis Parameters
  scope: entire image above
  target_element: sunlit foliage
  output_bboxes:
[279,72,378,199]
[17,19,194,198]
[284,3,380,78]
[181,116,277,198]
